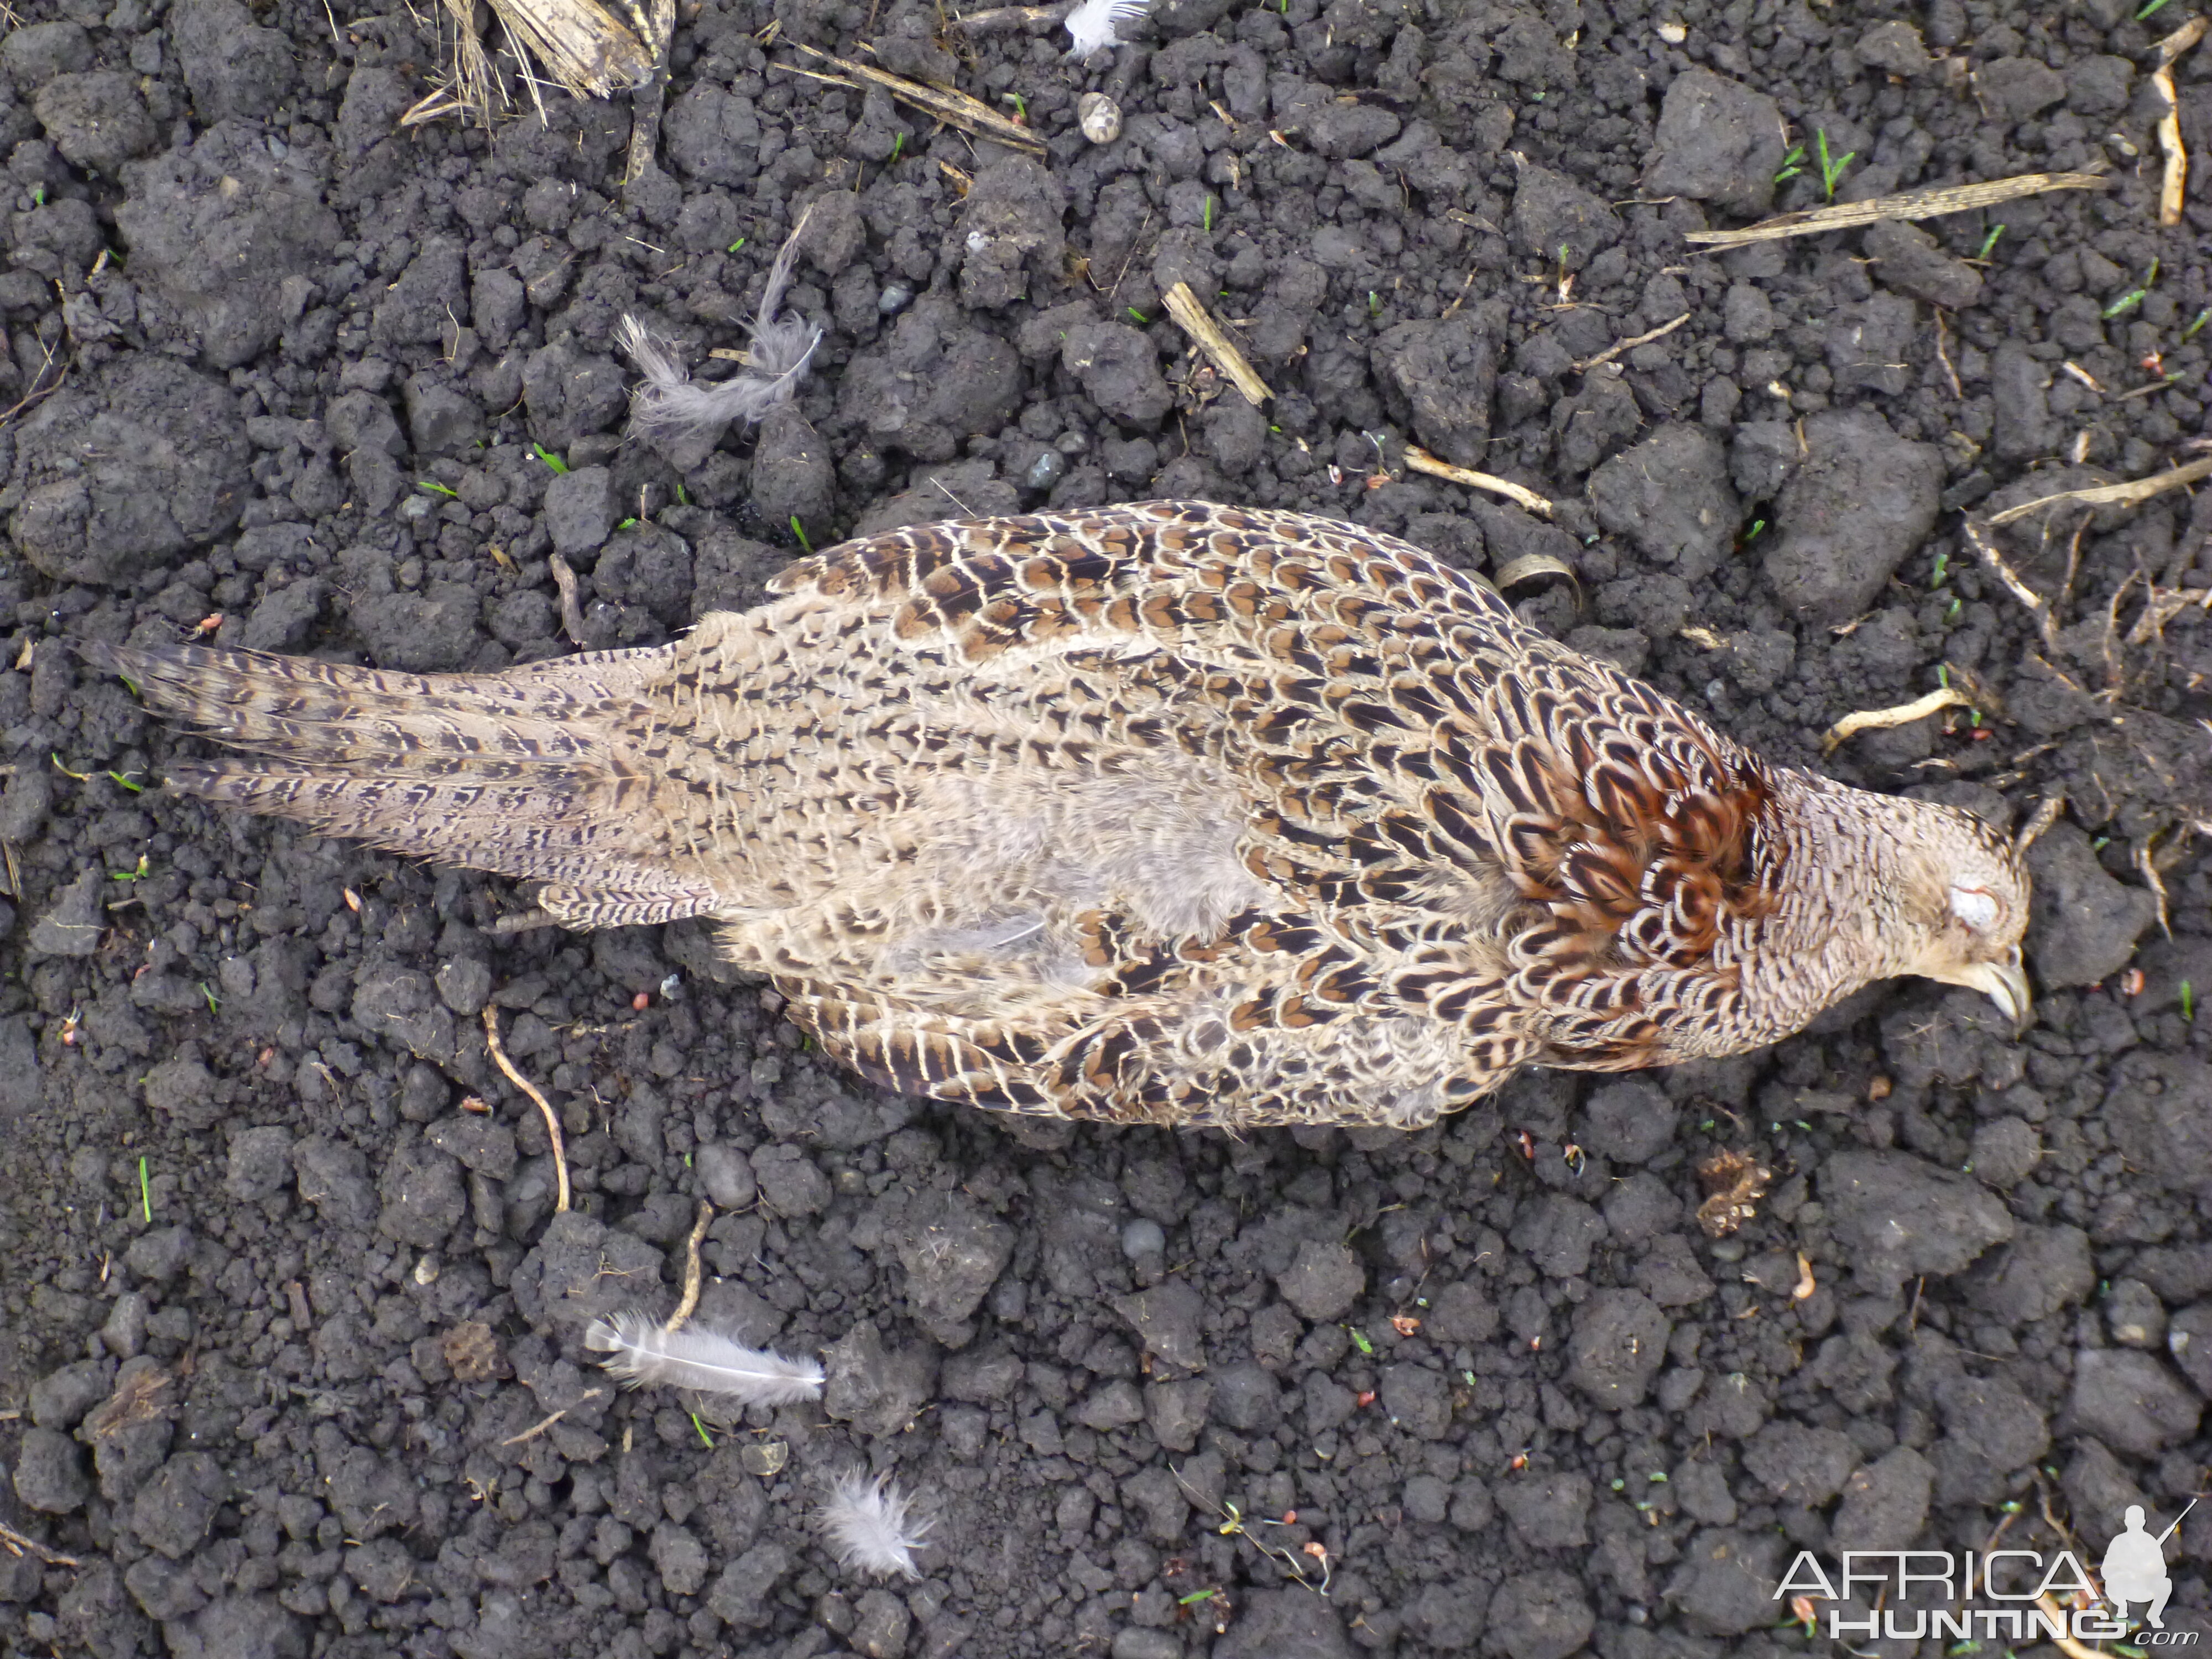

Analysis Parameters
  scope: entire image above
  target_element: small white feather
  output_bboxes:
[816,1470,933,1580]
[618,203,823,441]
[1065,0,1150,56]
[584,1310,823,1405]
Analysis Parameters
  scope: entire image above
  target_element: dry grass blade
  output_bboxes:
[1963,518,2060,654]
[785,42,1044,154]
[402,0,502,128]
[1681,171,2106,248]
[1820,686,1968,754]
[2153,18,2208,226]
[1161,281,1272,406]
[1983,453,2212,526]
[484,1006,570,1213]
[620,0,676,184]
[486,0,653,102]
[1402,446,1555,517]
[0,1520,79,1569]
[667,1200,713,1332]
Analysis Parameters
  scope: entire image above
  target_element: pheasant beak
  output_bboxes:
[1959,948,2032,1030]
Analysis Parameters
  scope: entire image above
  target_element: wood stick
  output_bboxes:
[1162,282,1272,406]
[1402,446,1556,518]
[1681,171,2107,248]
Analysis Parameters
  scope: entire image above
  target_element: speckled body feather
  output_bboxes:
[92,502,2030,1129]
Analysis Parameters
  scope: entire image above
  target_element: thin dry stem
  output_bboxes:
[1963,519,2059,654]
[1573,311,1689,372]
[785,42,1043,153]
[1820,686,1968,753]
[0,1520,79,1568]
[2015,792,2066,854]
[1402,446,1555,517]
[1681,171,2106,248]
[2153,18,2207,226]
[485,1006,570,1213]
[501,1388,604,1445]
[549,552,587,646]
[1983,453,2212,526]
[667,1200,713,1332]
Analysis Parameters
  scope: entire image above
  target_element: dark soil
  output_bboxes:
[4,0,2212,1653]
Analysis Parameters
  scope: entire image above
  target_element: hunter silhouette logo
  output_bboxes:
[1777,1499,2201,1645]
[2103,1503,2193,1629]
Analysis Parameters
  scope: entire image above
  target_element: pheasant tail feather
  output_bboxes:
[80,640,719,927]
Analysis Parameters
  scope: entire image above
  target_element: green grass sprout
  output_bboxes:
[790,517,813,554]
[138,1156,152,1222]
[1976,223,2005,260]
[2183,980,2195,1021]
[105,770,143,792]
[1773,144,1806,184]
[531,443,570,474]
[1347,1327,1374,1355]
[417,481,459,498]
[1816,130,1855,199]
[691,1412,714,1447]
[2138,0,2172,17]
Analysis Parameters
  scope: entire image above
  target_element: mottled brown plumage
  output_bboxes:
[91,502,2031,1129]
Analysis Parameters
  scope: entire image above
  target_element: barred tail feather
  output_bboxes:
[81,640,721,927]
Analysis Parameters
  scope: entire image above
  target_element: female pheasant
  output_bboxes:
[90,502,2030,1130]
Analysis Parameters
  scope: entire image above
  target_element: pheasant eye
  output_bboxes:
[1949,886,1999,931]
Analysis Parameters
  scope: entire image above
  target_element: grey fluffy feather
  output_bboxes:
[620,205,822,439]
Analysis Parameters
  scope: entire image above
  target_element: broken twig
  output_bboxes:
[1162,281,1272,406]
[1402,446,1555,518]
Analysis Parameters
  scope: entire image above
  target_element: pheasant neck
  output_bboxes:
[1736,772,1935,1032]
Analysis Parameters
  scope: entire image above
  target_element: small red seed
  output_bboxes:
[633,992,651,1011]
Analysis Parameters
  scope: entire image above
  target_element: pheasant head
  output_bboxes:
[1884,799,2033,1022]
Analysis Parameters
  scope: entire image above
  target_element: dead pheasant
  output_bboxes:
[88,502,2030,1129]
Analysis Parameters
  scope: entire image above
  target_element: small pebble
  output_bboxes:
[1024,450,1067,491]
[1121,1218,1166,1260]
[1079,92,1122,144]
[878,284,914,315]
